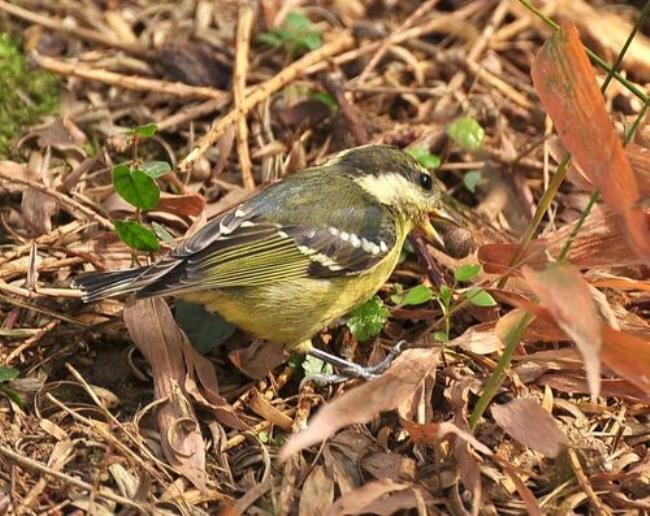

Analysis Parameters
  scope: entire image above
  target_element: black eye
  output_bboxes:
[418,172,432,191]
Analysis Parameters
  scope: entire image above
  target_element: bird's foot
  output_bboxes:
[301,340,406,388]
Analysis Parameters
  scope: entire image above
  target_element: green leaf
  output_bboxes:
[433,331,449,343]
[128,123,157,138]
[447,117,485,152]
[1,386,24,408]
[258,10,322,56]
[346,296,389,342]
[390,283,404,304]
[455,264,482,283]
[406,146,441,169]
[302,355,334,376]
[141,161,171,179]
[401,285,434,306]
[0,366,19,383]
[112,164,160,210]
[114,220,160,252]
[438,285,452,307]
[466,287,497,307]
[308,90,338,111]
[174,301,237,354]
[151,221,175,243]
[463,170,482,193]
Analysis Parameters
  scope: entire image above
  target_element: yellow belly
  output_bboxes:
[180,234,404,351]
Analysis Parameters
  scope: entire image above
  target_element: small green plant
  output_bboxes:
[447,117,485,152]
[0,366,24,407]
[391,284,434,306]
[435,263,496,342]
[301,354,334,377]
[406,146,441,169]
[0,33,59,157]
[112,123,172,253]
[346,295,389,341]
[258,11,322,56]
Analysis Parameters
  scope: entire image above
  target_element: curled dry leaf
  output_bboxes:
[531,22,650,262]
[123,298,244,490]
[522,264,602,400]
[280,348,440,459]
[299,465,335,516]
[491,398,569,458]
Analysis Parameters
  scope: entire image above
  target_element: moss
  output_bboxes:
[0,33,59,157]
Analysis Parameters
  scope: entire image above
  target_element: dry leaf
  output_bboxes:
[123,298,244,490]
[522,264,602,399]
[21,151,58,236]
[531,22,650,262]
[400,419,492,455]
[280,349,439,458]
[491,399,569,458]
[299,465,335,516]
[323,479,409,516]
[229,340,288,380]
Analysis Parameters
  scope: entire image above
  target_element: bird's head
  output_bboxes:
[326,144,449,245]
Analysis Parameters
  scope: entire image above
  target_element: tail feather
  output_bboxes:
[72,267,146,302]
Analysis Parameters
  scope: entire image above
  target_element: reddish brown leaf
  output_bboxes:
[280,349,439,458]
[522,264,602,399]
[479,209,649,273]
[491,399,568,458]
[627,143,650,197]
[156,193,206,217]
[229,340,287,380]
[531,22,650,262]
[538,374,650,404]
[601,325,650,395]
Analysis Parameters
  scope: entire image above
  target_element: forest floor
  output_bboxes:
[1,0,650,514]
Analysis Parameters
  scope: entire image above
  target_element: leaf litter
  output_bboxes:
[0,1,650,514]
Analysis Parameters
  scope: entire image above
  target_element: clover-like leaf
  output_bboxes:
[347,296,389,342]
[448,117,485,152]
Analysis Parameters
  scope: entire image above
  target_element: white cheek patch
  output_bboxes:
[354,172,422,210]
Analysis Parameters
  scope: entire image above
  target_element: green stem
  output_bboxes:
[469,312,532,430]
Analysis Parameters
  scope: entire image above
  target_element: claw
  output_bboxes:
[303,340,407,388]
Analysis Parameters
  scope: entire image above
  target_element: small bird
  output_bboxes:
[73,145,448,380]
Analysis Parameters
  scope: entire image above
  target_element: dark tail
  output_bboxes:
[72,267,147,303]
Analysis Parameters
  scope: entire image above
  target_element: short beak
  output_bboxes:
[416,207,460,249]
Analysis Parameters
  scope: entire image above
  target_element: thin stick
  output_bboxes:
[234,3,256,190]
[31,52,228,101]
[0,446,147,512]
[179,33,355,174]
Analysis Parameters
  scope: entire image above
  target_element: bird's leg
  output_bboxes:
[302,340,406,387]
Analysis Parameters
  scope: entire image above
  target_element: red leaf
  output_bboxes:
[531,22,650,262]
[522,264,602,399]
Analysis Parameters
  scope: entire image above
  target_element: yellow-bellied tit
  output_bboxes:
[73,145,448,380]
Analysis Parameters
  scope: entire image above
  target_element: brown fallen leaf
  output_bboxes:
[156,193,206,218]
[123,298,245,490]
[229,340,288,380]
[531,22,650,262]
[522,264,602,399]
[323,479,410,516]
[400,419,492,456]
[299,465,335,516]
[280,348,440,458]
[491,398,569,458]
